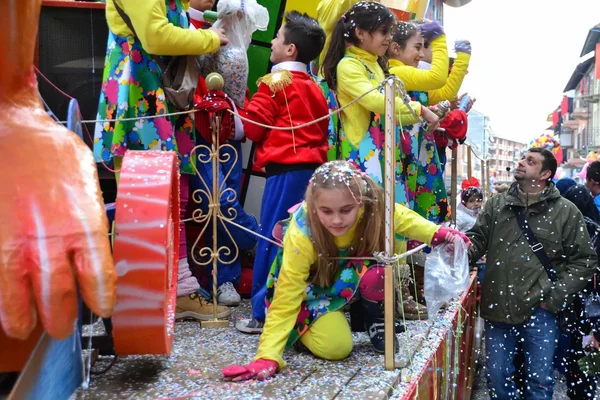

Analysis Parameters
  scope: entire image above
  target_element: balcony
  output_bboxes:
[582,79,600,104]
[589,129,600,148]
[562,118,579,130]
[573,106,589,120]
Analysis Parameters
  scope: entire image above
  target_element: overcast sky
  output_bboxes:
[443,0,600,144]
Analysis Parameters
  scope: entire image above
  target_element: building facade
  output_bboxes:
[559,24,600,170]
[488,136,527,183]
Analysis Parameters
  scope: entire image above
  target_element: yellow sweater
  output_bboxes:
[254,203,439,369]
[388,34,448,92]
[316,0,363,75]
[336,46,422,148]
[389,49,471,104]
[105,0,220,56]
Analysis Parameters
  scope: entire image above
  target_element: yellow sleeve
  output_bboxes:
[389,35,448,92]
[254,219,316,369]
[394,203,439,244]
[337,58,422,125]
[106,0,220,56]
[428,52,471,104]
[316,0,362,73]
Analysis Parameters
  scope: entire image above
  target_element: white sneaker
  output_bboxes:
[235,318,264,334]
[217,282,241,306]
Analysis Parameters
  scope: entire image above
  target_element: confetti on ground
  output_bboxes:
[72,300,468,400]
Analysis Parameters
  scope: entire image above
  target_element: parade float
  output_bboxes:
[0,1,481,399]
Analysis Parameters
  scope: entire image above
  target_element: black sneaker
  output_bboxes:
[351,300,405,334]
[361,298,399,353]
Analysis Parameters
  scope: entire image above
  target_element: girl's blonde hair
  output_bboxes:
[305,161,385,287]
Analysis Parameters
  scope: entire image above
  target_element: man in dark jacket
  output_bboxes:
[468,147,597,399]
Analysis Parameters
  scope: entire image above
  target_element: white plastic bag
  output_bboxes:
[213,0,269,49]
[197,0,269,108]
[424,240,470,319]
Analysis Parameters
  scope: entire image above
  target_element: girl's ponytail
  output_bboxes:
[322,2,394,91]
[322,18,349,91]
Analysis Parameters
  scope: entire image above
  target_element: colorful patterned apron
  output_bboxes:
[336,57,409,206]
[401,90,449,223]
[93,0,196,174]
[317,78,342,162]
[265,206,376,348]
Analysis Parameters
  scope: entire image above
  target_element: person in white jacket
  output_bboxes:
[456,177,483,233]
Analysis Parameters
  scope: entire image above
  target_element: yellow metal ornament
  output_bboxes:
[257,70,293,93]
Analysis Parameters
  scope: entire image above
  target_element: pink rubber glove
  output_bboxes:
[431,227,472,249]
[222,359,278,382]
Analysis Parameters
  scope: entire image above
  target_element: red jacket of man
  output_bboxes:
[243,67,329,170]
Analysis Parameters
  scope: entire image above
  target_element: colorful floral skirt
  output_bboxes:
[339,112,410,207]
[402,90,449,223]
[93,16,195,173]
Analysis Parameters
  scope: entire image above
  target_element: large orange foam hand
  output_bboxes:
[0,0,117,341]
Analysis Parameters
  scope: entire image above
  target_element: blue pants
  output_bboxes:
[485,308,558,399]
[251,168,315,321]
[190,138,258,286]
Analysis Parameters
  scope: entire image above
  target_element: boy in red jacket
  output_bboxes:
[188,0,215,30]
[235,11,328,334]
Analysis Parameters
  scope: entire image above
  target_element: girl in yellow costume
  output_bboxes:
[387,21,470,224]
[386,21,470,317]
[316,0,364,74]
[221,161,470,381]
[321,2,439,204]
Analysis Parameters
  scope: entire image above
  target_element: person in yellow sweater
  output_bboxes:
[385,20,473,315]
[315,0,374,75]
[321,2,439,208]
[386,20,456,225]
[315,0,380,162]
[93,0,230,320]
[220,161,471,381]
[412,18,473,173]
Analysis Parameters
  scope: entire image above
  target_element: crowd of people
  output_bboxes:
[92,0,600,398]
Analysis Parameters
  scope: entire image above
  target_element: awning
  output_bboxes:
[581,25,600,57]
[563,57,594,92]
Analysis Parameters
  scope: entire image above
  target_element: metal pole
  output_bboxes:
[202,114,228,328]
[480,160,486,200]
[451,148,458,227]
[486,160,491,199]
[212,116,220,320]
[383,77,396,370]
[467,147,472,179]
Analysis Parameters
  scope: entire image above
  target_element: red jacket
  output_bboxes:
[243,71,329,170]
[189,13,211,98]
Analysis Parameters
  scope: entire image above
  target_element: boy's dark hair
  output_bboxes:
[322,2,394,90]
[528,147,557,181]
[587,161,600,184]
[282,11,325,65]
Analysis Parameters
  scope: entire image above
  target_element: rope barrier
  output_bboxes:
[465,143,487,162]
[55,82,387,131]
